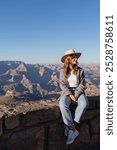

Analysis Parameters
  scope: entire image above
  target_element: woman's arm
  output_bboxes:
[75,69,86,98]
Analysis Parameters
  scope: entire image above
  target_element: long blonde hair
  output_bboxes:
[63,56,78,78]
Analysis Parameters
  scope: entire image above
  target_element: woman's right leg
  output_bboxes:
[59,94,79,144]
[59,94,74,126]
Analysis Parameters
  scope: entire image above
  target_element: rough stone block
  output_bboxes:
[48,123,66,150]
[82,109,100,121]
[0,119,2,136]
[7,126,45,150]
[91,134,100,144]
[5,115,19,129]
[90,116,100,134]
[76,123,90,144]
[87,99,96,109]
[22,106,60,126]
[96,99,100,108]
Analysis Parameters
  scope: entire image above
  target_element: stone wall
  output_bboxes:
[0,96,100,150]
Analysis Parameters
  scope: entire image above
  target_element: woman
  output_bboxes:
[59,49,88,144]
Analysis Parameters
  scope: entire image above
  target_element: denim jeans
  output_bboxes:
[59,88,89,127]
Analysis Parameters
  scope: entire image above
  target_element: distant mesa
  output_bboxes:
[21,74,33,93]
[8,69,18,76]
[38,66,45,76]
[16,62,27,72]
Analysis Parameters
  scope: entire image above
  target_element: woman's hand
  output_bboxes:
[69,94,76,102]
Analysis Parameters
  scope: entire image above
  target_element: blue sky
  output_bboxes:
[0,0,99,64]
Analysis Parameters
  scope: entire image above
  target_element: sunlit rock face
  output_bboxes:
[0,61,100,100]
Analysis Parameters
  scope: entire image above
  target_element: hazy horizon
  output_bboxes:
[0,60,100,65]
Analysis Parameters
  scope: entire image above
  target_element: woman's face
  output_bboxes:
[70,55,78,65]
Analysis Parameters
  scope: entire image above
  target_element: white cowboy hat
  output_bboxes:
[61,49,81,63]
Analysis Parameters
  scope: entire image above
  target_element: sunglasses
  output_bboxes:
[71,55,77,59]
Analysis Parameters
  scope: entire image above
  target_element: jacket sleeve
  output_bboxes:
[75,69,86,97]
[59,69,72,95]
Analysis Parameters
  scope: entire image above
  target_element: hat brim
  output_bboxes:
[61,53,81,63]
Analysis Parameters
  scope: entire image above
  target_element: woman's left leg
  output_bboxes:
[74,94,89,123]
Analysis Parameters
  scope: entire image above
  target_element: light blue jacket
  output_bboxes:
[59,67,86,97]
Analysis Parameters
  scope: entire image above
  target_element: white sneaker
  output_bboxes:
[64,127,69,136]
[66,129,79,145]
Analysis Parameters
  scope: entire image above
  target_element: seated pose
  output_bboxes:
[59,49,89,144]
